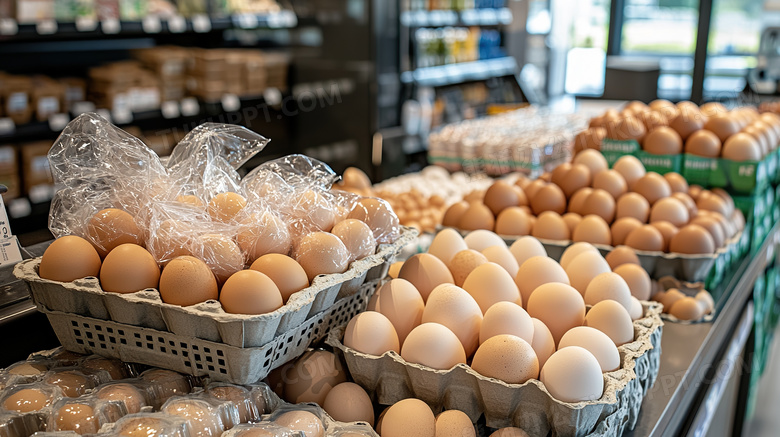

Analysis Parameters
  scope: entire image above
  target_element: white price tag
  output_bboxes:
[263,87,282,106]
[72,101,96,115]
[36,20,57,35]
[48,113,70,131]
[0,19,18,35]
[168,15,186,33]
[8,198,31,219]
[282,10,297,27]
[161,101,180,119]
[221,94,241,112]
[0,236,23,266]
[101,18,120,34]
[267,13,284,28]
[0,118,14,136]
[111,109,132,124]
[96,109,112,122]
[75,16,97,31]
[180,97,199,116]
[28,185,52,203]
[192,14,211,33]
[142,15,162,33]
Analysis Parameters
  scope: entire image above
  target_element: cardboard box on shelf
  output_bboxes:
[32,79,66,122]
[1,76,33,125]
[16,0,54,22]
[133,46,190,78]
[0,145,17,174]
[0,171,21,202]
[61,77,87,110]
[21,141,53,193]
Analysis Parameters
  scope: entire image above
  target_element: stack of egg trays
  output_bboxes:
[326,302,663,437]
[490,227,746,285]
[13,229,416,384]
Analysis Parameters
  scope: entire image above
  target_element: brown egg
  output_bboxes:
[688,184,704,200]
[551,163,572,186]
[605,246,641,270]
[348,198,399,243]
[615,192,650,222]
[294,232,351,282]
[664,173,689,194]
[559,164,593,198]
[626,100,650,113]
[236,212,292,262]
[81,357,126,380]
[573,128,606,151]
[141,369,190,400]
[8,362,48,376]
[283,350,347,405]
[625,225,665,252]
[669,107,704,140]
[448,249,488,287]
[669,224,716,254]
[343,311,400,357]
[643,126,683,155]
[649,197,689,227]
[398,253,455,302]
[670,297,704,320]
[611,217,643,246]
[46,371,90,397]
[99,244,160,294]
[163,399,223,436]
[531,211,570,241]
[582,189,616,223]
[607,116,646,142]
[332,219,377,262]
[490,428,531,437]
[524,180,547,199]
[442,201,469,228]
[633,172,672,205]
[159,256,219,306]
[495,207,533,236]
[220,270,283,315]
[685,129,722,157]
[39,236,102,282]
[471,335,539,383]
[208,192,247,223]
[671,192,698,216]
[381,399,435,437]
[342,167,372,190]
[2,388,52,412]
[572,149,609,177]
[742,124,769,155]
[96,383,146,414]
[562,212,583,234]
[697,192,730,216]
[322,382,374,426]
[589,115,606,129]
[568,187,593,215]
[206,385,255,423]
[86,208,144,258]
[435,410,475,437]
[531,184,567,215]
[484,181,524,216]
[592,170,628,199]
[527,283,586,344]
[650,221,679,251]
[704,113,741,142]
[690,216,726,248]
[638,110,668,132]
[711,188,735,213]
[572,215,612,245]
[54,402,99,434]
[700,102,727,118]
[250,254,309,303]
[613,155,647,189]
[722,132,762,161]
[457,202,494,231]
[649,99,677,113]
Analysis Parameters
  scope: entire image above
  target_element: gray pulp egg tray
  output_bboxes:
[12,229,416,384]
[497,227,749,284]
[326,302,663,437]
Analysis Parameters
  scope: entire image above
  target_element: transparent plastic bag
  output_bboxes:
[47,113,169,240]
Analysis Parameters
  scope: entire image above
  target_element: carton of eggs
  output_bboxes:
[340,230,659,405]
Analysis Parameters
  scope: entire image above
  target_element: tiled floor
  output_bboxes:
[742,325,780,436]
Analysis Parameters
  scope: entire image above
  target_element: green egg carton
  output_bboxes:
[601,138,640,167]
[634,150,683,175]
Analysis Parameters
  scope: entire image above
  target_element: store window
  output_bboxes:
[620,0,699,100]
[559,0,611,96]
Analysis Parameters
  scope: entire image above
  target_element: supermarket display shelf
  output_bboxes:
[0,93,281,144]
[0,11,297,41]
[400,56,517,87]
[625,223,779,437]
[400,8,512,27]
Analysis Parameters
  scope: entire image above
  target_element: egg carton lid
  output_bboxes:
[326,301,663,437]
[14,228,417,349]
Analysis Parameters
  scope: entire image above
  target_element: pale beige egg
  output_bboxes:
[558,326,620,372]
[422,283,484,356]
[509,236,547,267]
[428,228,468,265]
[515,256,570,309]
[371,278,424,344]
[250,254,309,303]
[401,322,467,369]
[343,311,400,356]
[565,251,611,296]
[480,301,534,345]
[398,253,454,302]
[527,283,586,345]
[584,300,634,345]
[471,335,539,383]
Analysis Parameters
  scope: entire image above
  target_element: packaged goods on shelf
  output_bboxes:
[0,74,33,125]
[428,106,587,176]
[88,62,162,114]
[0,145,20,202]
[20,141,53,197]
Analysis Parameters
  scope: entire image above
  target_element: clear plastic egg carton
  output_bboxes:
[14,228,415,350]
[427,107,586,176]
[35,278,382,384]
[326,302,663,437]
